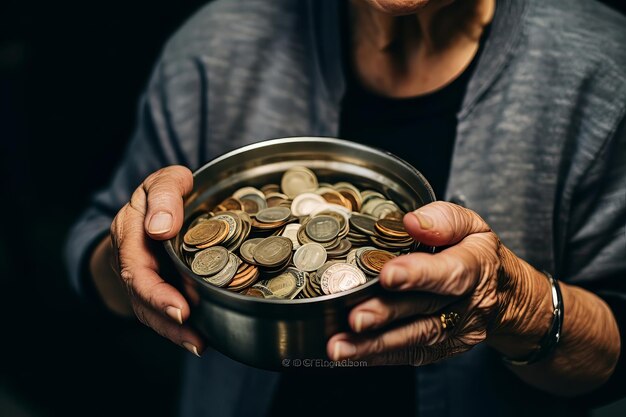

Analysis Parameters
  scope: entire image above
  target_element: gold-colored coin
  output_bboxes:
[281,166,318,199]
[184,220,227,247]
[253,236,293,267]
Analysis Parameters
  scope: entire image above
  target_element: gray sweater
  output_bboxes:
[65,0,626,416]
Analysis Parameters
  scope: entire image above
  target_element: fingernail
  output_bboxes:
[182,342,201,358]
[412,211,433,229]
[333,341,357,360]
[385,266,408,287]
[354,312,375,332]
[166,306,183,324]
[148,211,173,234]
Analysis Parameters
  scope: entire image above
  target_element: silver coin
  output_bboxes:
[239,237,264,264]
[371,200,402,219]
[255,206,292,223]
[346,248,359,266]
[320,263,367,295]
[281,223,302,250]
[205,253,241,287]
[240,194,267,214]
[211,212,240,244]
[233,186,265,200]
[291,193,326,217]
[191,246,229,276]
[305,215,340,243]
[293,243,327,272]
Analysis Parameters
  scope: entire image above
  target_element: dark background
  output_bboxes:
[1,1,625,416]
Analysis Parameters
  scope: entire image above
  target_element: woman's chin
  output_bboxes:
[362,0,433,16]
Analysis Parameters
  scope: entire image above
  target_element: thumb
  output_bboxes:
[403,201,491,247]
[142,165,193,240]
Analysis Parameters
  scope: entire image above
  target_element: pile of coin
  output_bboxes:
[179,166,415,299]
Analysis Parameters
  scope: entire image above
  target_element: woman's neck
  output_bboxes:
[349,0,495,97]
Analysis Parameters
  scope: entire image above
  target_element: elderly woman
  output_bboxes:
[66,0,626,416]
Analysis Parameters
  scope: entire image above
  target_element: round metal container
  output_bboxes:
[164,137,435,370]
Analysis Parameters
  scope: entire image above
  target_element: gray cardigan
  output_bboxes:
[65,1,626,416]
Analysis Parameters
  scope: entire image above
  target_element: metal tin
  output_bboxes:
[163,137,436,370]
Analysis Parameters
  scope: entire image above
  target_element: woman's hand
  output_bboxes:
[91,165,205,357]
[327,201,553,366]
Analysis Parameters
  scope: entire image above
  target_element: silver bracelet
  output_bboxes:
[501,271,563,366]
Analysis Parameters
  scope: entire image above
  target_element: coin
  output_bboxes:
[291,193,326,217]
[360,249,396,274]
[233,186,265,200]
[204,253,241,287]
[293,243,327,272]
[191,246,230,276]
[305,215,340,243]
[212,212,241,245]
[281,223,302,250]
[215,197,243,212]
[350,213,378,236]
[258,268,306,299]
[326,238,352,258]
[183,220,225,246]
[320,263,367,295]
[178,166,419,298]
[375,218,409,238]
[241,286,273,298]
[255,206,292,223]
[317,188,352,210]
[228,264,260,291]
[239,237,264,264]
[281,166,318,198]
[253,236,293,267]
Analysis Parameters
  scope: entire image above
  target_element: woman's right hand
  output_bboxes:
[90,165,205,357]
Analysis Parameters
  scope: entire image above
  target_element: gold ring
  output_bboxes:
[440,312,461,330]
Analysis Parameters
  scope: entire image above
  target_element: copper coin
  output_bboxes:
[241,198,259,214]
[360,249,396,273]
[241,286,272,298]
[211,212,241,245]
[215,197,243,212]
[228,265,260,291]
[260,184,281,195]
[375,218,409,238]
[191,246,229,276]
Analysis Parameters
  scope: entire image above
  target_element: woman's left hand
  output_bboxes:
[327,201,550,365]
